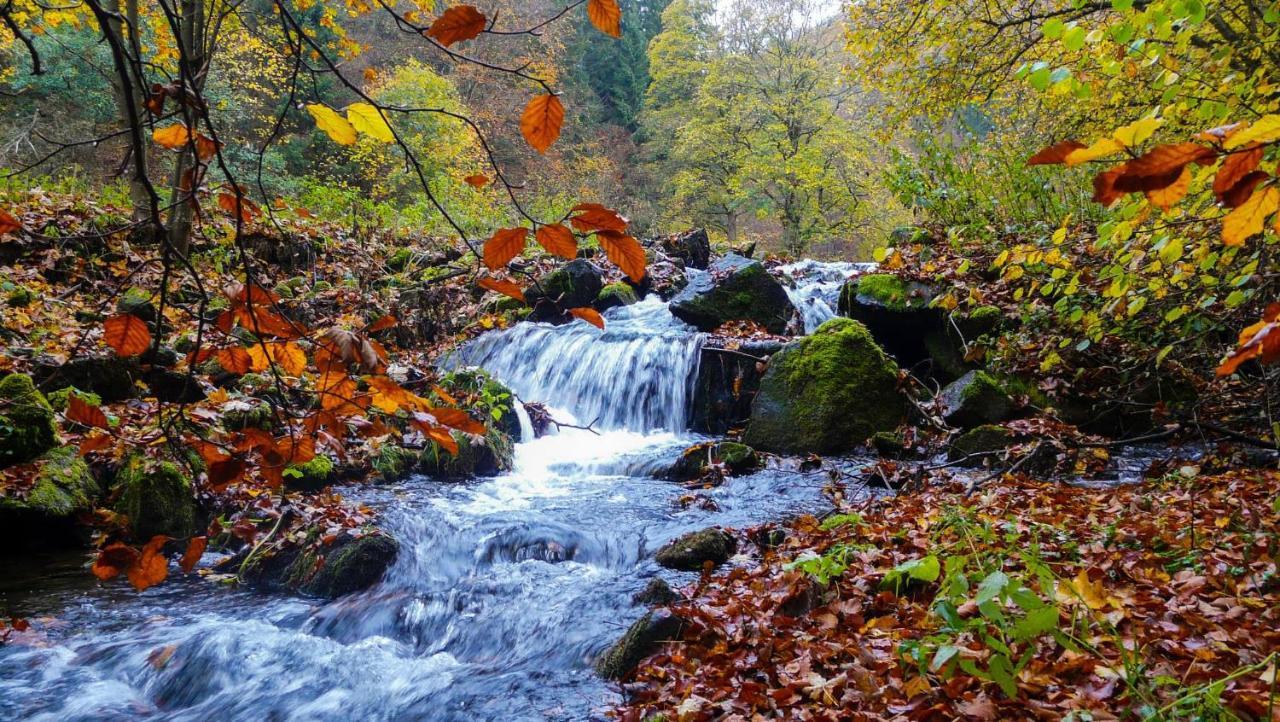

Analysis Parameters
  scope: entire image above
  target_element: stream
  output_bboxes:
[0,267,860,721]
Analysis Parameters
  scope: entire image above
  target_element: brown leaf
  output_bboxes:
[426,5,486,46]
[66,394,110,430]
[207,459,246,491]
[180,536,207,574]
[521,94,564,154]
[569,203,628,233]
[1123,142,1217,178]
[216,346,253,375]
[482,227,529,270]
[216,192,260,223]
[92,542,139,581]
[1145,166,1191,210]
[1221,170,1270,209]
[1217,303,1280,376]
[587,0,622,37]
[367,376,423,414]
[1027,140,1086,166]
[366,314,398,333]
[0,210,21,235]
[103,314,151,357]
[464,174,489,189]
[477,276,526,303]
[79,431,113,455]
[424,407,485,435]
[568,307,606,329]
[535,223,578,259]
[1091,165,1127,207]
[127,535,169,591]
[1222,184,1280,247]
[597,230,647,282]
[1214,147,1265,203]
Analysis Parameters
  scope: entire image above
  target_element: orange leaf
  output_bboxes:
[424,407,485,435]
[180,536,207,574]
[568,307,605,329]
[587,0,622,37]
[1027,140,1085,166]
[1145,166,1191,211]
[367,375,422,414]
[366,314,398,333]
[217,192,260,223]
[153,124,192,149]
[1221,170,1270,209]
[272,341,308,376]
[1217,304,1280,376]
[597,230,647,282]
[66,394,110,430]
[483,227,529,270]
[415,421,460,455]
[1091,166,1126,207]
[127,535,170,591]
[0,210,21,235]
[1222,184,1280,247]
[464,174,489,189]
[217,346,253,375]
[103,314,151,357]
[569,203,628,233]
[535,223,577,259]
[426,4,486,46]
[477,276,526,303]
[1214,147,1265,203]
[1123,142,1217,178]
[79,431,113,455]
[520,94,564,154]
[92,542,139,581]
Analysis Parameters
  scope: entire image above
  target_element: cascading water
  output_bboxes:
[0,292,842,722]
[779,259,876,334]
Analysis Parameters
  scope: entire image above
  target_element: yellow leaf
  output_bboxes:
[1222,185,1280,247]
[1112,117,1163,147]
[1224,114,1280,150]
[306,104,357,145]
[1065,138,1122,167]
[346,103,395,143]
[1068,570,1112,610]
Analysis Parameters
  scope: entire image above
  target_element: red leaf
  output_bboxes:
[477,276,526,303]
[482,227,529,270]
[1221,170,1270,209]
[1215,147,1266,203]
[92,542,139,581]
[426,5,486,47]
[587,0,622,37]
[66,394,110,430]
[366,314,398,333]
[103,314,151,357]
[464,174,489,189]
[1027,140,1085,166]
[0,210,21,235]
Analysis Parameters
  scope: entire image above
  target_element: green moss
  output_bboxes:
[312,280,333,292]
[0,447,99,517]
[6,287,33,307]
[941,370,1013,428]
[420,428,515,479]
[871,431,906,458]
[949,424,1014,461]
[856,274,921,312]
[223,399,276,431]
[45,386,102,413]
[0,373,59,466]
[285,454,335,491]
[116,286,155,320]
[595,282,639,309]
[114,454,197,539]
[387,247,413,271]
[373,444,420,482]
[655,528,736,570]
[716,441,756,471]
[743,318,907,454]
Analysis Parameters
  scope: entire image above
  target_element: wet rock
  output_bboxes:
[143,369,207,403]
[655,527,737,571]
[948,424,1014,463]
[667,441,759,481]
[743,318,907,455]
[419,428,515,479]
[0,447,100,536]
[658,228,711,270]
[113,453,198,540]
[670,254,795,334]
[593,281,639,312]
[595,608,685,680]
[870,431,907,459]
[240,532,399,599]
[689,343,769,434]
[437,368,521,439]
[633,578,680,606]
[526,259,604,321]
[33,355,138,402]
[938,370,1013,428]
[284,454,336,492]
[0,373,59,467]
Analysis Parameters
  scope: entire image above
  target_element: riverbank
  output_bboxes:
[617,468,1280,721]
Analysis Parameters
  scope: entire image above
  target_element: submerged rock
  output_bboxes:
[655,527,737,570]
[669,254,795,334]
[113,453,198,540]
[743,318,907,455]
[0,373,59,467]
[938,370,1013,428]
[595,608,685,680]
[667,441,760,481]
[633,578,680,606]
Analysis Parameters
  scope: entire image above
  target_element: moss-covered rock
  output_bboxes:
[45,386,103,413]
[372,443,421,483]
[525,259,604,319]
[239,531,399,599]
[113,454,197,539]
[657,228,711,270]
[667,441,760,481]
[595,608,685,680]
[842,273,931,313]
[594,282,639,312]
[436,368,521,439]
[654,527,737,571]
[6,286,33,307]
[633,578,680,606]
[669,254,795,334]
[34,356,137,402]
[116,286,156,323]
[870,431,906,459]
[0,373,59,467]
[948,424,1014,463]
[0,447,99,518]
[285,454,335,492]
[742,318,907,454]
[938,370,1013,428]
[387,247,414,271]
[222,398,277,431]
[419,428,515,480]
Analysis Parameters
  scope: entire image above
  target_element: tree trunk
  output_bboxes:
[166,0,206,257]
[104,0,155,232]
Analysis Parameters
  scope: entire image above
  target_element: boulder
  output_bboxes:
[667,441,760,482]
[34,355,137,402]
[240,532,399,599]
[670,254,795,334]
[595,608,685,680]
[938,370,1013,428]
[419,428,515,479]
[0,373,59,467]
[742,318,907,455]
[593,282,639,312]
[654,527,736,571]
[948,424,1014,463]
[0,447,100,524]
[525,259,604,321]
[870,431,907,459]
[285,454,336,492]
[633,578,680,606]
[143,369,206,403]
[689,341,780,434]
[113,453,198,540]
[658,229,711,270]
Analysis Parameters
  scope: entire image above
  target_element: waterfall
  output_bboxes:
[779,259,876,334]
[446,296,704,434]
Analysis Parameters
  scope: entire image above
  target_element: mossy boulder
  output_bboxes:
[595,608,685,680]
[372,443,421,483]
[667,441,760,481]
[436,368,521,439]
[285,454,336,492]
[116,286,156,323]
[113,454,198,540]
[0,447,100,519]
[742,318,907,455]
[6,286,33,307]
[654,527,737,571]
[840,273,932,314]
[938,370,1013,428]
[870,431,907,459]
[594,282,639,312]
[0,373,59,466]
[633,578,680,606]
[222,398,277,431]
[45,386,103,412]
[239,532,399,599]
[419,428,515,480]
[669,254,795,334]
[948,424,1014,463]
[34,355,138,402]
[525,259,604,320]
